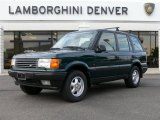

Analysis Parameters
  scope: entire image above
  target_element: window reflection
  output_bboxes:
[131,31,158,68]
[21,31,52,51]
[4,32,14,69]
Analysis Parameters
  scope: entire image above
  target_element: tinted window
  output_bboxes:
[98,32,116,51]
[130,36,143,51]
[116,34,129,51]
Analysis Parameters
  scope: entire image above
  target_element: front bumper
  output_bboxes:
[8,70,67,90]
[141,63,148,74]
[142,67,148,74]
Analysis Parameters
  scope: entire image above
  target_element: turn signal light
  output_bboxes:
[50,59,60,69]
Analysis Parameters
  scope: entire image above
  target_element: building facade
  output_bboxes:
[0,0,160,73]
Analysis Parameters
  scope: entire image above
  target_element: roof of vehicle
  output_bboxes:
[69,28,137,37]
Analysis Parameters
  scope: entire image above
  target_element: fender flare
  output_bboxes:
[65,61,89,71]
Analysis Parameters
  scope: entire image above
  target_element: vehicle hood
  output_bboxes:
[13,49,86,59]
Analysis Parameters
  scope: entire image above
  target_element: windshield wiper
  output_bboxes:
[50,48,61,50]
[63,46,85,50]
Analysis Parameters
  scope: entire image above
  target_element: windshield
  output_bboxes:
[52,31,97,49]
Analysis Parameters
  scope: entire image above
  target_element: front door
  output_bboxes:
[93,31,119,79]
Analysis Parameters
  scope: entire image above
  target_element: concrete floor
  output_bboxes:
[0,75,160,120]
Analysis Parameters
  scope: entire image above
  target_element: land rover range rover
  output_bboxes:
[8,28,147,102]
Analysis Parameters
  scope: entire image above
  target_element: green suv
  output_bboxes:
[8,28,147,102]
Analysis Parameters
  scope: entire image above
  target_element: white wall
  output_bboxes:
[0,0,160,31]
[0,0,160,21]
[0,21,160,31]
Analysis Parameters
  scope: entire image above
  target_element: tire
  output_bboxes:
[62,70,87,102]
[20,85,42,95]
[124,66,140,88]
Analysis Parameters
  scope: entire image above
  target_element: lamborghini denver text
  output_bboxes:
[9,6,128,15]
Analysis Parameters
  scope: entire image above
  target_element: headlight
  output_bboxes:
[38,59,50,68]
[38,59,60,69]
[11,59,16,66]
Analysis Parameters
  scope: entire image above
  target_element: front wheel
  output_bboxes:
[20,85,42,95]
[124,66,140,88]
[62,70,87,102]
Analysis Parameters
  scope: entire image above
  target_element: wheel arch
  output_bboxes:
[131,61,143,78]
[64,61,91,87]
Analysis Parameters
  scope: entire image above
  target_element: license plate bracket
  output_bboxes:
[17,73,26,80]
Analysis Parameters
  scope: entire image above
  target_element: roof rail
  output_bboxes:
[105,27,120,31]
[127,30,132,33]
[122,30,132,33]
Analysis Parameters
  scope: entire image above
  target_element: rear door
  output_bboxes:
[116,33,132,76]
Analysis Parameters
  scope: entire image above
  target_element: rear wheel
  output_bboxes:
[62,70,87,102]
[124,66,140,88]
[20,85,42,95]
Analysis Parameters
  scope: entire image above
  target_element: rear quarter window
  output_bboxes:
[130,36,143,52]
[116,33,129,52]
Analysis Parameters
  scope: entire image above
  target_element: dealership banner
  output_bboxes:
[0,0,160,21]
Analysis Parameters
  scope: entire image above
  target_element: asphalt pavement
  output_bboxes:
[0,75,160,120]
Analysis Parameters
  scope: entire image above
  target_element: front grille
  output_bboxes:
[15,58,38,68]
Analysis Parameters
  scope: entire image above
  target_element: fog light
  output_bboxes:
[41,80,51,86]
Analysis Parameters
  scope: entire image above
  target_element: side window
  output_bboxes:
[116,34,129,52]
[130,36,143,52]
[98,32,116,51]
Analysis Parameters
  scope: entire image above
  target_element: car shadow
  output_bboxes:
[19,80,146,103]
[34,90,65,103]
[86,81,126,97]
[28,80,127,103]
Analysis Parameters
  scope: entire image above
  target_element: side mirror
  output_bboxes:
[96,45,106,52]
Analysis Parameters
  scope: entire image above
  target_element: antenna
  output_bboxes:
[105,27,120,31]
